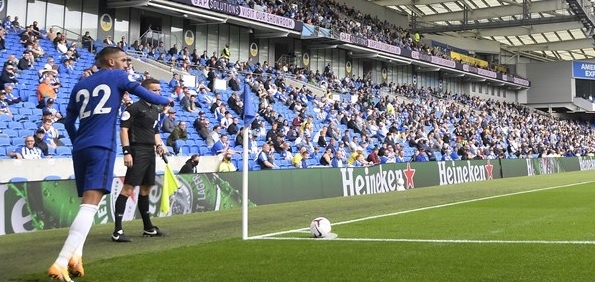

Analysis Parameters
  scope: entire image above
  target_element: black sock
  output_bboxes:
[138,194,153,230]
[114,194,128,233]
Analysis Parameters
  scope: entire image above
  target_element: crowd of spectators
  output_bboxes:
[2,11,592,170]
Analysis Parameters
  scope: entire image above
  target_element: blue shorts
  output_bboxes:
[72,147,117,197]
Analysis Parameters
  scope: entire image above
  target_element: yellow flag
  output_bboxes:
[160,164,180,214]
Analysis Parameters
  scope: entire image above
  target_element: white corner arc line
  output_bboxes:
[249,181,593,240]
[257,236,595,245]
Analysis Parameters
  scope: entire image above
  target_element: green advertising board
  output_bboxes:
[3,157,593,235]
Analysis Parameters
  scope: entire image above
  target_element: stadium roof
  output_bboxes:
[373,0,595,61]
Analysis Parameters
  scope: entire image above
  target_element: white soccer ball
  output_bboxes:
[310,217,332,238]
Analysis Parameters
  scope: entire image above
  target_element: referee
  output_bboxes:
[113,78,168,242]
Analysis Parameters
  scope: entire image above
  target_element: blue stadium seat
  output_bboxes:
[7,121,23,130]
[0,115,12,122]
[2,129,18,138]
[44,175,62,181]
[55,146,72,156]
[22,121,37,130]
[0,137,11,147]
[9,177,28,183]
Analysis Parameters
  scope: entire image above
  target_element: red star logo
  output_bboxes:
[485,160,494,180]
[404,163,416,189]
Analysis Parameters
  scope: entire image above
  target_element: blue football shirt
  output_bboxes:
[64,69,170,152]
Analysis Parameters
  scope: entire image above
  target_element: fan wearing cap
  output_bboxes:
[161,108,176,133]
[33,128,50,156]
[42,98,63,123]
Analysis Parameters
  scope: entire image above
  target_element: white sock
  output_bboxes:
[54,204,98,267]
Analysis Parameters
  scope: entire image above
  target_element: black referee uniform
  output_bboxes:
[121,101,161,186]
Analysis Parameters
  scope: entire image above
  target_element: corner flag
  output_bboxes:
[160,154,180,214]
[243,83,256,127]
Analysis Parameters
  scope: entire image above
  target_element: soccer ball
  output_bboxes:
[310,217,332,238]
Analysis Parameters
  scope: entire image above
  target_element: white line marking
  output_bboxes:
[258,237,595,245]
[249,181,593,240]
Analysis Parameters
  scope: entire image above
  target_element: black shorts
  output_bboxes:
[124,145,156,187]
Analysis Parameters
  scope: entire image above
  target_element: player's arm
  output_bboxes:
[154,122,165,156]
[120,107,134,167]
[121,75,172,105]
[63,89,79,141]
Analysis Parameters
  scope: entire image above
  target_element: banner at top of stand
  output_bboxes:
[172,0,303,31]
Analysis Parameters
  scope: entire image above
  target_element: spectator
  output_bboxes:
[161,108,176,133]
[0,91,13,116]
[211,133,230,155]
[2,16,15,33]
[228,75,240,91]
[331,150,345,168]
[37,76,57,107]
[367,146,381,165]
[33,128,50,156]
[256,143,275,169]
[46,27,57,42]
[42,98,64,123]
[3,84,21,105]
[220,44,230,61]
[227,116,240,136]
[169,73,182,89]
[17,50,33,70]
[168,44,178,56]
[218,152,236,172]
[0,65,18,87]
[166,121,188,155]
[39,119,63,149]
[0,29,5,51]
[9,136,44,159]
[319,147,332,166]
[59,58,75,76]
[292,147,309,168]
[81,31,94,52]
[179,154,200,173]
[103,35,114,46]
[181,92,199,113]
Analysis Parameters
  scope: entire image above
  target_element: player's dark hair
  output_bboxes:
[95,46,125,68]
[141,78,160,88]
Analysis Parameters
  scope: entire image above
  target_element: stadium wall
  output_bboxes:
[0,156,224,183]
[2,157,594,235]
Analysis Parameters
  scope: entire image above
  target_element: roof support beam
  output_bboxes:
[417,15,578,33]
[506,38,594,51]
[374,0,456,6]
[418,0,567,22]
[472,22,584,37]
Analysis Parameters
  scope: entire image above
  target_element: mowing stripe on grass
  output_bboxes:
[257,236,595,245]
[250,181,593,240]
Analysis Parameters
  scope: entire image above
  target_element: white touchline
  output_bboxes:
[249,181,593,240]
[257,237,595,245]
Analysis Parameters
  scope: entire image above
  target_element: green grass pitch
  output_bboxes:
[1,170,594,281]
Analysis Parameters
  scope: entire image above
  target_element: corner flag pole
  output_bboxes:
[242,83,255,240]
[242,123,250,240]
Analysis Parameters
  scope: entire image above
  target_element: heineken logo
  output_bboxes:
[340,165,410,197]
[438,160,493,185]
[578,156,595,171]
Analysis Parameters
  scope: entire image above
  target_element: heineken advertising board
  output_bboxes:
[1,157,594,235]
